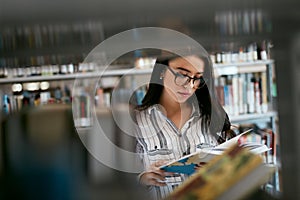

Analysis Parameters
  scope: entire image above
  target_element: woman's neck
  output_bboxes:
[159,91,180,111]
[159,93,192,129]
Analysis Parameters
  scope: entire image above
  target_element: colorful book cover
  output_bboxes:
[159,151,209,176]
[166,144,276,200]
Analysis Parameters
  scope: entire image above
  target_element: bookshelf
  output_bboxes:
[0,60,276,120]
[0,60,273,82]
[1,60,278,141]
[0,21,104,68]
[0,67,153,84]
[0,58,280,194]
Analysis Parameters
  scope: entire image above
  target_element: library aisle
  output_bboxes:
[1,0,300,199]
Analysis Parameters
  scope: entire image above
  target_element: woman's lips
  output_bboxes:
[177,91,191,97]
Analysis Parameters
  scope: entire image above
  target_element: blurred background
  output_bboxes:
[1,0,300,199]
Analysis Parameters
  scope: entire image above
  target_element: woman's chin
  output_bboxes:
[175,96,190,104]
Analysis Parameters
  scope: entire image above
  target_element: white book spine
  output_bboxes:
[232,75,240,116]
[247,73,255,113]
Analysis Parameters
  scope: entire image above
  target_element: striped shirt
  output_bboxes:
[135,104,218,200]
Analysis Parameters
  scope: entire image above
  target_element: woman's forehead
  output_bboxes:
[168,55,205,72]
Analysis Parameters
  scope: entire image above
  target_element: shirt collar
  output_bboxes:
[147,103,201,117]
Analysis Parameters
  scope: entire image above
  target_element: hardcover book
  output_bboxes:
[165,144,276,200]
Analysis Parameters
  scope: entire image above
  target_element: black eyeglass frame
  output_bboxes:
[166,65,207,89]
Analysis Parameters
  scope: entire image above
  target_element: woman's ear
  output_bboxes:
[160,72,164,80]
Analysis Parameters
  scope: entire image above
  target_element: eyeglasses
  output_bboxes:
[166,66,206,89]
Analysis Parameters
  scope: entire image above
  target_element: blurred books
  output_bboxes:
[165,144,276,200]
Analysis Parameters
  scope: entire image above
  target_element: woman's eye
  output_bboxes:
[176,73,186,78]
[195,76,203,80]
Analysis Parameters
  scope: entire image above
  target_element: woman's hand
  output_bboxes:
[139,160,174,187]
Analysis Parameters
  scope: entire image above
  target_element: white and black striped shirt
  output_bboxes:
[135,104,218,200]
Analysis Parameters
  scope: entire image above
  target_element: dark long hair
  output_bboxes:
[136,53,233,143]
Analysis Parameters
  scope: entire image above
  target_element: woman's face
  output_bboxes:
[163,55,205,104]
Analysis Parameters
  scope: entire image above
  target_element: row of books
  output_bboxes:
[0,93,70,115]
[214,9,272,36]
[238,124,276,164]
[2,70,271,115]
[215,72,269,116]
[2,72,269,112]
[1,83,73,114]
[0,53,86,70]
[1,21,104,52]
[0,62,103,78]
[210,41,272,64]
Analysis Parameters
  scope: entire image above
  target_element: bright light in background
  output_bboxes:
[134,57,156,69]
[23,82,40,91]
[40,81,50,90]
[12,83,22,92]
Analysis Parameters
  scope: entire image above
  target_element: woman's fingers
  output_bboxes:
[163,171,176,177]
[139,160,178,186]
[140,171,167,186]
[152,160,176,176]
[149,170,166,181]
[149,179,167,186]
[154,160,168,167]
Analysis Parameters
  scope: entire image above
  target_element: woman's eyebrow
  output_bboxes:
[177,67,204,75]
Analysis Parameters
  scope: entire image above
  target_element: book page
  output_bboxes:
[216,129,253,149]
[160,129,271,175]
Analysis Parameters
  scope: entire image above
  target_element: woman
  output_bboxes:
[134,51,233,199]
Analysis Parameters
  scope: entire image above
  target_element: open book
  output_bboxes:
[160,129,271,175]
[165,143,276,200]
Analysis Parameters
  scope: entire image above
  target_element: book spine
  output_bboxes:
[254,75,262,114]
[232,75,239,116]
[217,76,226,106]
[262,129,275,163]
[260,71,268,113]
[247,73,255,113]
[223,76,230,114]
